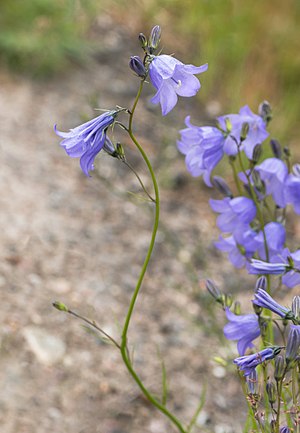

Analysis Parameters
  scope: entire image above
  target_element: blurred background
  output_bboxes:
[1,0,299,140]
[0,1,299,433]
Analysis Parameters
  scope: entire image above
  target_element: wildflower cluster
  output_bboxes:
[175,29,300,432]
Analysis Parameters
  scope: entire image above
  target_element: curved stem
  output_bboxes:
[120,80,187,433]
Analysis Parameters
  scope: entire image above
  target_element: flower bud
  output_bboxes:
[270,139,282,159]
[103,137,117,157]
[224,117,232,133]
[255,276,267,292]
[206,279,222,303]
[52,301,68,312]
[274,355,285,381]
[129,56,147,78]
[258,100,272,124]
[222,293,233,308]
[266,380,276,404]
[252,170,265,194]
[138,33,147,48]
[148,25,161,52]
[280,427,291,433]
[292,296,300,322]
[285,325,300,364]
[283,146,291,158]
[233,301,241,315]
[240,122,250,142]
[251,144,262,164]
[212,176,233,198]
[246,368,258,394]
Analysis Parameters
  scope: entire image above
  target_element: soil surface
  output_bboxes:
[0,13,288,433]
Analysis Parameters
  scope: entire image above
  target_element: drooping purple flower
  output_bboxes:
[285,174,300,214]
[234,346,281,376]
[223,308,260,355]
[218,105,269,158]
[55,111,116,176]
[255,158,288,207]
[252,288,291,318]
[215,227,258,269]
[149,54,208,115]
[209,196,256,234]
[177,118,225,186]
[281,249,300,288]
[248,259,289,276]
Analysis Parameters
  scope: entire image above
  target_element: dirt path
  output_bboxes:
[0,15,246,433]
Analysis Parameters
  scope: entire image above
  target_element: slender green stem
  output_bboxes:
[120,80,187,433]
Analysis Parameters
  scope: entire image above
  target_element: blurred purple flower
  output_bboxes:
[55,111,116,176]
[224,308,260,355]
[177,118,224,186]
[255,158,288,207]
[215,227,257,269]
[252,288,291,318]
[285,325,300,362]
[255,222,286,261]
[209,196,256,234]
[285,174,300,214]
[149,55,208,115]
[234,347,281,376]
[218,105,269,158]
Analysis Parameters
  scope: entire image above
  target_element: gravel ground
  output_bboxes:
[0,13,265,433]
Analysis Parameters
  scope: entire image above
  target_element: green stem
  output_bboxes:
[120,80,187,433]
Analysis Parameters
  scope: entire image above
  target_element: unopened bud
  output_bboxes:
[103,137,117,157]
[266,380,276,404]
[258,100,272,124]
[233,301,241,315]
[240,122,250,142]
[252,170,265,194]
[225,117,232,133]
[292,296,300,322]
[274,355,285,381]
[283,146,291,158]
[129,56,147,78]
[280,427,291,433]
[255,276,267,292]
[212,176,233,198]
[206,279,222,303]
[246,369,258,395]
[285,325,300,364]
[251,144,262,164]
[138,33,147,48]
[53,301,68,312]
[149,25,161,52]
[270,139,282,159]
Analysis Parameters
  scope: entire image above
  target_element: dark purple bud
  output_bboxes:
[283,146,291,158]
[138,33,147,48]
[258,100,272,124]
[103,137,117,157]
[292,296,300,321]
[251,144,262,164]
[266,380,276,404]
[280,427,291,433]
[129,56,147,78]
[270,139,282,159]
[206,279,222,303]
[240,122,250,142]
[252,170,265,194]
[212,176,233,198]
[149,25,161,52]
[285,325,300,364]
[274,355,285,381]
